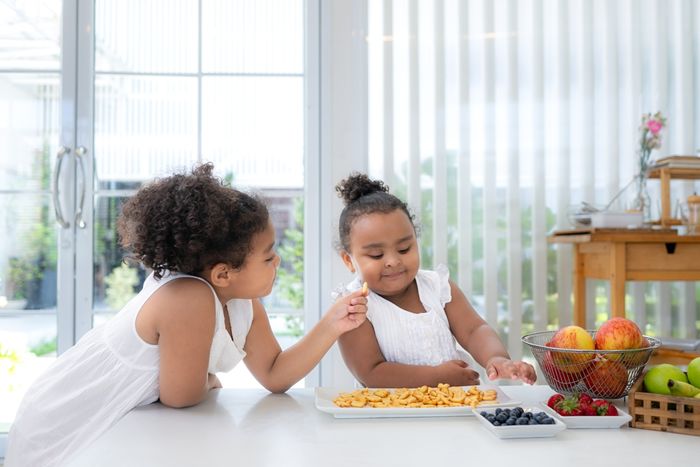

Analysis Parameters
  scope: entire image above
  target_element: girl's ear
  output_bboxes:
[208,262,234,287]
[340,251,355,273]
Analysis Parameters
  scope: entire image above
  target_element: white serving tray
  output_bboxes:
[315,385,520,419]
[473,405,567,439]
[540,403,632,429]
[591,211,644,228]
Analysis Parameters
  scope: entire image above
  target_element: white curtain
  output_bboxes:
[366,0,700,358]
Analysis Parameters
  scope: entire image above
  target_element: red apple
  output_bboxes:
[595,317,645,366]
[621,336,652,369]
[594,317,644,351]
[540,350,587,391]
[547,325,595,371]
[583,358,629,399]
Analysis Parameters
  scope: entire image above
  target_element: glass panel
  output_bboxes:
[95,0,198,74]
[202,0,303,74]
[0,194,57,430]
[202,76,304,187]
[0,73,60,190]
[93,195,143,327]
[93,75,199,183]
[0,1,61,71]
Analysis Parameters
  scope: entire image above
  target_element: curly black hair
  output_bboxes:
[117,163,269,279]
[335,172,416,252]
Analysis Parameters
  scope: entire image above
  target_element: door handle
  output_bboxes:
[75,146,88,229]
[53,145,71,228]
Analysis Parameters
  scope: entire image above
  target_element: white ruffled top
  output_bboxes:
[5,272,252,467]
[344,264,470,366]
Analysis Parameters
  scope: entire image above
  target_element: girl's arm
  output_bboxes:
[445,281,536,384]
[337,320,480,388]
[154,279,221,408]
[243,290,367,393]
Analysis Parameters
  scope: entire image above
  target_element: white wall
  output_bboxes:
[317,0,368,387]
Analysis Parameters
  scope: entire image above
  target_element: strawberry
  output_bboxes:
[591,399,619,416]
[547,394,564,409]
[579,401,597,416]
[578,393,593,406]
[554,395,583,416]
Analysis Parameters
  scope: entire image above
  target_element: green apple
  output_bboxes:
[688,357,700,389]
[644,364,687,395]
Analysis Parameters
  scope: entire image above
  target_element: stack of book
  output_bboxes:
[649,155,700,170]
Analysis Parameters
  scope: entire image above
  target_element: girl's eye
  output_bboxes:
[265,254,277,262]
[398,246,411,254]
[368,254,383,260]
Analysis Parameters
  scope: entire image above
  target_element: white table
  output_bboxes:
[69,385,696,467]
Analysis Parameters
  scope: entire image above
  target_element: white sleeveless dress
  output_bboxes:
[343,265,473,367]
[5,272,252,467]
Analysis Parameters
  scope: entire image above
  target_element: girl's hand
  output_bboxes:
[434,360,481,386]
[485,357,537,384]
[324,288,368,336]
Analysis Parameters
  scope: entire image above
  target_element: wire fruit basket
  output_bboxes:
[522,330,661,399]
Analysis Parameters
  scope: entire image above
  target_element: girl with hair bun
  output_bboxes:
[334,172,535,388]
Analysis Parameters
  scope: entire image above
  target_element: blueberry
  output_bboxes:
[493,421,501,426]
[496,413,508,423]
[503,408,511,416]
[516,417,529,425]
[495,408,502,415]
[480,411,487,417]
[528,419,538,425]
[505,418,516,425]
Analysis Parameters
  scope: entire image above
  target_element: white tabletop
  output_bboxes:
[69,385,696,467]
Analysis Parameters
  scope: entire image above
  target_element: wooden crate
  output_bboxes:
[627,373,700,436]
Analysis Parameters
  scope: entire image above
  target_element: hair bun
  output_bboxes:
[335,172,389,205]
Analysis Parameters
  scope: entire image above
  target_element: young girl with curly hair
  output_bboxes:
[334,172,534,388]
[5,163,367,467]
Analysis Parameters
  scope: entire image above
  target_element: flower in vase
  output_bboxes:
[638,111,666,172]
[631,111,666,220]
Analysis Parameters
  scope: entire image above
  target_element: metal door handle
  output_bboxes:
[75,146,88,229]
[53,146,71,228]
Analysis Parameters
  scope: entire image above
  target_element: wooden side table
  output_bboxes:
[549,228,700,327]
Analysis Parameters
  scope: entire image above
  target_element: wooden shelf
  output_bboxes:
[646,166,700,227]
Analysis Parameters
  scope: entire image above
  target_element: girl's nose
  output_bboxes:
[384,254,401,268]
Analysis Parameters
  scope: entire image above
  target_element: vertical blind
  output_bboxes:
[367,0,700,359]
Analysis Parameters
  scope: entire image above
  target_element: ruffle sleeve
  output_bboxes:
[435,263,452,307]
[330,275,363,301]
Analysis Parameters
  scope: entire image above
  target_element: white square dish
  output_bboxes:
[472,405,566,439]
[314,385,520,419]
[539,403,632,429]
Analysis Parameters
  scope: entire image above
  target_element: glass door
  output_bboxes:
[0,0,74,434]
[1,1,309,444]
[85,0,307,388]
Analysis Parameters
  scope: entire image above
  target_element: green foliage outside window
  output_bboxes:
[6,145,57,304]
[105,263,139,310]
[0,342,21,391]
[275,198,305,337]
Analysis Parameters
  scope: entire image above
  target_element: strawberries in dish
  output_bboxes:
[546,392,620,416]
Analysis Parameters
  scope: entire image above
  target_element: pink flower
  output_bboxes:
[647,119,663,135]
